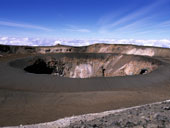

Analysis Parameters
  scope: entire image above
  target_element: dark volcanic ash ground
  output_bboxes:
[68,101,170,128]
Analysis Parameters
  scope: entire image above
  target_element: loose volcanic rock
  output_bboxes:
[68,101,170,128]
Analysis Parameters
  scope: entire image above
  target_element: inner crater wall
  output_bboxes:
[21,54,160,78]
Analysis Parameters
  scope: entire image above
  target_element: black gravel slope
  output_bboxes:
[68,101,170,128]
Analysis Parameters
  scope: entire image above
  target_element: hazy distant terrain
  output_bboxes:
[1,37,170,47]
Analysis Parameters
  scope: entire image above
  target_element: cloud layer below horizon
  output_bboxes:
[0,37,170,48]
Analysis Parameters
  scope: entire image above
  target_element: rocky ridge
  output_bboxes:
[1,43,170,57]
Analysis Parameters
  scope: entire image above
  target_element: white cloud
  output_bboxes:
[0,36,170,48]
[54,40,62,45]
[109,1,162,28]
[0,21,52,31]
[98,0,168,35]
[0,37,54,46]
[64,25,90,33]
[65,28,90,33]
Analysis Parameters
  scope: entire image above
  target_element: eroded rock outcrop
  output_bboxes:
[1,43,170,57]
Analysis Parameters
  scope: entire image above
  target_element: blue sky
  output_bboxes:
[0,0,170,40]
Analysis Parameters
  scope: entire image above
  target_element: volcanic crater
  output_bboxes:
[1,44,170,127]
[11,54,159,78]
